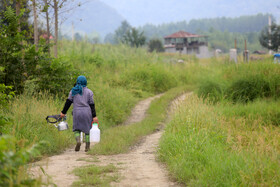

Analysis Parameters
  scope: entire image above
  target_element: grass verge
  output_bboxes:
[159,94,280,186]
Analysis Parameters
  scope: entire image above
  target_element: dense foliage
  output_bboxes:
[197,62,280,104]
[123,27,146,47]
[0,135,44,186]
[106,21,146,47]
[113,20,132,44]
[148,39,164,52]
[0,0,31,35]
[259,23,280,52]
[0,7,78,95]
[139,13,270,38]
[0,7,36,93]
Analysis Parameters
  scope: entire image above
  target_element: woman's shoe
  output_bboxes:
[75,136,81,152]
[85,142,90,152]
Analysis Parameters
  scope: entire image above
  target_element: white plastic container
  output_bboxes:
[90,123,100,143]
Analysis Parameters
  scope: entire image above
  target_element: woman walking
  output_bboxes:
[60,75,98,152]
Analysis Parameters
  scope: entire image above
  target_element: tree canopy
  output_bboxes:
[259,24,280,52]
[0,7,78,95]
[123,28,146,47]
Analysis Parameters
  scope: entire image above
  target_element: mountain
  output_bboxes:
[62,0,124,38]
[100,0,280,26]
[62,0,279,40]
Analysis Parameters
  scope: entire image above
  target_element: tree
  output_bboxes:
[47,0,82,57]
[123,28,146,47]
[148,39,164,52]
[41,0,51,53]
[114,20,131,43]
[32,0,39,48]
[259,23,280,52]
[0,7,37,92]
[0,0,30,32]
[74,32,82,41]
[104,33,115,44]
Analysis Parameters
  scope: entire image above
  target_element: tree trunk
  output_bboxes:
[32,0,38,50]
[16,0,21,32]
[53,0,58,58]
[44,0,50,54]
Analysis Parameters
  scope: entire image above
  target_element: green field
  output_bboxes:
[1,41,279,186]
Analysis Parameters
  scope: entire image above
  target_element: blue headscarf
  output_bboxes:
[72,76,87,96]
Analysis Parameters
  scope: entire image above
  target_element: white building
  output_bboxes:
[164,31,212,58]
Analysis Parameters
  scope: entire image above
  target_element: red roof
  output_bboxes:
[164,31,204,38]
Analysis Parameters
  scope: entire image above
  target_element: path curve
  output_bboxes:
[102,93,188,187]
[30,93,189,186]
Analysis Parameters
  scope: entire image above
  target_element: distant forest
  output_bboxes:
[138,14,272,52]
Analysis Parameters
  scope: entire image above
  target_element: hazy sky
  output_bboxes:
[99,0,280,26]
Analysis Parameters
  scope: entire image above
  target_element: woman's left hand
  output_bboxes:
[60,112,65,118]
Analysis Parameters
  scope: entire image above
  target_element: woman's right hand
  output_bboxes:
[92,117,98,123]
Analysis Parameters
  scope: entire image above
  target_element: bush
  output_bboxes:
[34,57,79,96]
[0,84,14,108]
[148,39,164,53]
[227,75,271,103]
[0,135,43,186]
[197,80,224,103]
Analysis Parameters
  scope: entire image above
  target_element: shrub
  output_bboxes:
[34,57,79,96]
[0,135,43,186]
[0,84,14,108]
[227,75,271,103]
[197,80,224,103]
[148,39,164,53]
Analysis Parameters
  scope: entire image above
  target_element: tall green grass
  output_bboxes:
[2,93,74,156]
[216,99,280,126]
[197,60,280,103]
[159,95,280,186]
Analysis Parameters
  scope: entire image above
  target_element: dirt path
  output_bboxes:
[30,93,188,186]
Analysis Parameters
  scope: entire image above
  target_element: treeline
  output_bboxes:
[139,13,271,39]
[201,29,261,53]
[137,14,271,52]
[102,14,271,52]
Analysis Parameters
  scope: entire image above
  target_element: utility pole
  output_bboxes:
[243,39,249,62]
[72,21,75,41]
[268,15,272,55]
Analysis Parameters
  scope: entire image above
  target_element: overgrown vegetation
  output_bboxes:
[197,60,280,104]
[0,7,78,95]
[0,135,44,186]
[159,57,280,186]
[159,95,280,186]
